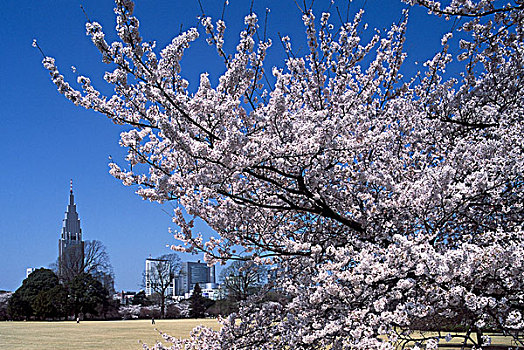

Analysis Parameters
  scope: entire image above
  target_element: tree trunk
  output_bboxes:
[161,295,165,319]
[476,329,484,348]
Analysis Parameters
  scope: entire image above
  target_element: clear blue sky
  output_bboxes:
[0,0,451,292]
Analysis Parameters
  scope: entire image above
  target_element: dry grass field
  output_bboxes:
[0,319,220,350]
[387,330,520,349]
[0,319,520,349]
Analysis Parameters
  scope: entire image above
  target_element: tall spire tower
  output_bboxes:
[58,180,85,280]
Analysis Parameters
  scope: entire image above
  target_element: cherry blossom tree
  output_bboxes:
[39,0,523,348]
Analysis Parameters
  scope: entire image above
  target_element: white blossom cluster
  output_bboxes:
[42,0,523,348]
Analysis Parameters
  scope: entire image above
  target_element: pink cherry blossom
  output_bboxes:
[41,0,523,348]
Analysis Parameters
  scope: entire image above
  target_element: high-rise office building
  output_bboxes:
[58,180,84,280]
[175,261,216,296]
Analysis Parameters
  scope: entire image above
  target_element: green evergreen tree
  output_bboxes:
[6,293,31,320]
[32,285,68,320]
[7,268,60,320]
[67,272,108,319]
[189,283,207,318]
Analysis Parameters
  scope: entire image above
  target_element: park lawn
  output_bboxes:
[0,319,220,350]
[386,330,519,349]
[1,320,520,349]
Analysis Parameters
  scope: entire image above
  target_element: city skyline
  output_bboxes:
[4,181,212,292]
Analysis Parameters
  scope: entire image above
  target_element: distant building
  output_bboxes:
[145,258,175,297]
[114,290,136,305]
[26,267,36,278]
[58,180,85,280]
[175,261,216,297]
[200,283,224,300]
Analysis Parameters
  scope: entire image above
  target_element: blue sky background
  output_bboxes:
[0,0,453,292]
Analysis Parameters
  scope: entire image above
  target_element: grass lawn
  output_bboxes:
[1,320,520,349]
[0,319,220,350]
[389,330,521,349]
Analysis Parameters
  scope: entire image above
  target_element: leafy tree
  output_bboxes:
[220,261,267,301]
[67,272,108,319]
[7,268,59,320]
[132,290,151,306]
[41,0,524,348]
[32,285,69,320]
[144,253,181,318]
[6,292,31,320]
